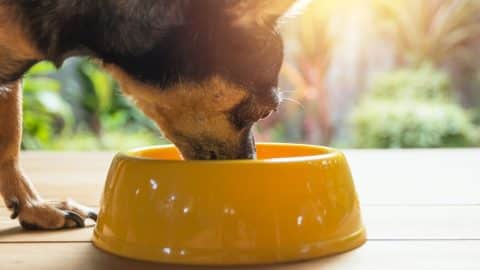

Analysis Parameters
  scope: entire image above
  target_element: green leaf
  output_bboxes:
[25,61,57,76]
[23,77,61,93]
[80,61,114,112]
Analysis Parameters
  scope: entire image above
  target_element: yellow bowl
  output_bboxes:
[92,143,366,265]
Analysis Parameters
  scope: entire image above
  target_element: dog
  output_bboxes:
[0,0,305,230]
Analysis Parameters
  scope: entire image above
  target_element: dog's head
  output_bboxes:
[107,0,303,160]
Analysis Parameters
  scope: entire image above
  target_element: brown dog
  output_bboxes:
[0,0,306,230]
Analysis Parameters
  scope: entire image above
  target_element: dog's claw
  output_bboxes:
[7,197,20,220]
[87,211,98,222]
[65,211,85,228]
[10,199,93,230]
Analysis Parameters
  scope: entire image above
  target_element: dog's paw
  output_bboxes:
[7,197,97,230]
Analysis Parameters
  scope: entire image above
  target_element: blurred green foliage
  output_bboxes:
[351,64,479,148]
[22,59,165,151]
[21,60,480,151]
[22,62,74,149]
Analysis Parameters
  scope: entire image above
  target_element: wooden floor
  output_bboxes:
[1,149,479,270]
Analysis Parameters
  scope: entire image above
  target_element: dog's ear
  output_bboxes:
[228,0,311,27]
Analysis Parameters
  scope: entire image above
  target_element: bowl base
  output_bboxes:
[92,228,366,266]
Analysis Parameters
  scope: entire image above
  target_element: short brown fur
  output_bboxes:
[107,65,250,159]
[0,4,41,81]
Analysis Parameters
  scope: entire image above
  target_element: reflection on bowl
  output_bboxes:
[92,143,366,265]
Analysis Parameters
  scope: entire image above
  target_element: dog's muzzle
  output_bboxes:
[175,130,256,160]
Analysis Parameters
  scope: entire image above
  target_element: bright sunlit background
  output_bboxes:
[22,0,480,151]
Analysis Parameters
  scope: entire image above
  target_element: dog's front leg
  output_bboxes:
[0,81,97,230]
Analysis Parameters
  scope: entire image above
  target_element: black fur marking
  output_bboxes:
[7,197,20,220]
[9,0,284,96]
[20,220,41,231]
[230,97,256,130]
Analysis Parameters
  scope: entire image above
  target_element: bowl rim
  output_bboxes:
[116,143,343,164]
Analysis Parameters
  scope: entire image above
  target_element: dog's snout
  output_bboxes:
[176,130,256,160]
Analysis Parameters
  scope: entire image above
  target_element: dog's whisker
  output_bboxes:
[278,89,298,93]
[280,97,305,110]
[278,90,298,96]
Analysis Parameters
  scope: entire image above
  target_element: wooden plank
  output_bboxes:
[0,150,476,269]
[0,216,95,243]
[0,241,479,270]
[2,206,479,243]
[0,152,113,207]
[0,149,477,208]
[363,205,480,240]
[344,149,480,205]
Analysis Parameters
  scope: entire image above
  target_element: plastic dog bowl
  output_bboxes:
[92,143,366,265]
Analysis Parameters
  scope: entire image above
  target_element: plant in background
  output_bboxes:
[258,0,335,144]
[373,0,480,107]
[22,62,74,149]
[351,64,479,148]
[374,0,480,67]
[58,58,159,136]
[22,59,163,151]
